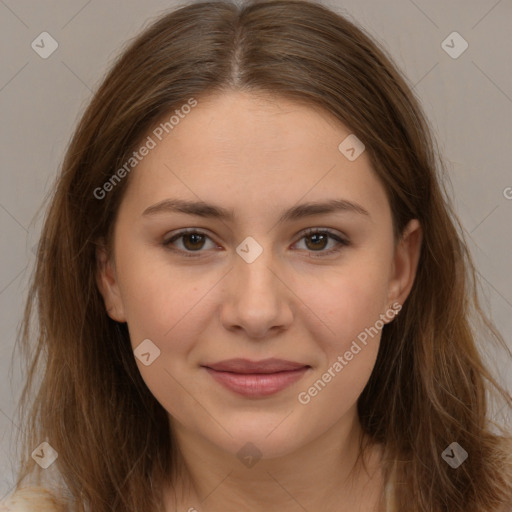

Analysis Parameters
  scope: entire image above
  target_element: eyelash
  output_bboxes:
[162,228,350,259]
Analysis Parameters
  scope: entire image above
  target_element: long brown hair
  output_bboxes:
[12,1,512,510]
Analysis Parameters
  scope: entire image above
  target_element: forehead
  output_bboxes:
[119,90,389,222]
[161,91,351,163]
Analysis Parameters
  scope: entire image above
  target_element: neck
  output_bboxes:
[164,409,384,511]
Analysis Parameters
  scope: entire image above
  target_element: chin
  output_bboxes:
[204,415,310,461]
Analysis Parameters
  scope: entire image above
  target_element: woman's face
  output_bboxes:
[97,90,421,459]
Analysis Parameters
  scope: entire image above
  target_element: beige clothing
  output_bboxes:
[0,487,66,512]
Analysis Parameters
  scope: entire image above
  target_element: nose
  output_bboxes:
[219,243,294,339]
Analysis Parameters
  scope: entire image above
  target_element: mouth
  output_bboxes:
[201,358,311,397]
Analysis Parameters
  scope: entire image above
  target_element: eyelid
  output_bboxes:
[162,227,350,258]
[300,227,349,243]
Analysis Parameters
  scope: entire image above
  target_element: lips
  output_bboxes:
[203,358,309,374]
[202,358,311,397]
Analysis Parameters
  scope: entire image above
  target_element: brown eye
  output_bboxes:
[294,228,349,258]
[163,229,217,257]
[163,228,349,259]
[304,232,329,251]
[181,233,206,251]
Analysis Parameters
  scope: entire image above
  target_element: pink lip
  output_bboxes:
[202,358,310,397]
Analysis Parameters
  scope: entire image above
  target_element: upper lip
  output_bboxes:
[203,358,309,374]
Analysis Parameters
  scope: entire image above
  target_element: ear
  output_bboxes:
[386,218,423,309]
[95,240,127,323]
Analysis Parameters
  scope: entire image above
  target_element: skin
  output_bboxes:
[96,90,422,511]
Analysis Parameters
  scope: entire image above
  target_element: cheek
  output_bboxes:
[295,264,390,424]
[118,263,213,424]
[302,252,392,356]
[114,238,207,349]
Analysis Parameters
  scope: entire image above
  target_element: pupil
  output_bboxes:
[186,234,203,249]
[308,233,326,250]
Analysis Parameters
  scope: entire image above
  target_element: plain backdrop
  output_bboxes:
[1,0,511,500]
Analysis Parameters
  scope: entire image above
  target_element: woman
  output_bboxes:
[3,0,511,510]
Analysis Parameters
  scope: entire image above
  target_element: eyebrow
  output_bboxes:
[142,198,370,223]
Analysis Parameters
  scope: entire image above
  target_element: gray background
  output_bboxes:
[1,0,511,500]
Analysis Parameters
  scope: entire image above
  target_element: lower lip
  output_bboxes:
[204,367,309,397]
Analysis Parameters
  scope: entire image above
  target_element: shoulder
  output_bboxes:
[0,486,67,512]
